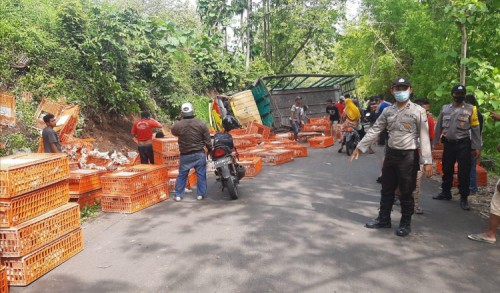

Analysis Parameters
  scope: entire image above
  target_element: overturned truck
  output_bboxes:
[210,74,361,132]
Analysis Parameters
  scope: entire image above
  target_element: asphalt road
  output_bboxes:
[12,145,500,292]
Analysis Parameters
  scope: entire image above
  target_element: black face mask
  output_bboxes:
[453,96,465,103]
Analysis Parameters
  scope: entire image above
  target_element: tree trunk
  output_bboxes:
[264,0,268,62]
[245,0,252,69]
[459,22,467,85]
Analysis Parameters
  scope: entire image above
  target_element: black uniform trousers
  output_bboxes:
[441,139,471,199]
[138,144,155,164]
[379,148,420,222]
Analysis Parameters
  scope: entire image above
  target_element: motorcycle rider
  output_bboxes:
[171,103,212,202]
[338,98,361,153]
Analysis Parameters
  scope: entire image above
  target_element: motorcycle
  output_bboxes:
[341,126,360,156]
[211,132,245,200]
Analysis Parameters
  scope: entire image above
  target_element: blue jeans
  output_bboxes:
[470,156,478,193]
[175,152,207,198]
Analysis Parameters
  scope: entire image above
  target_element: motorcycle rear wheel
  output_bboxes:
[346,139,356,156]
[226,177,238,200]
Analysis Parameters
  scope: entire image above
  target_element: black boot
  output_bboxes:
[432,192,452,200]
[395,215,411,237]
[460,197,470,210]
[365,217,391,228]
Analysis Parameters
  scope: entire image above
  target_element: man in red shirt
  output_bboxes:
[131,111,163,164]
[335,95,346,118]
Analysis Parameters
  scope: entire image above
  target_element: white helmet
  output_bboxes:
[181,102,194,117]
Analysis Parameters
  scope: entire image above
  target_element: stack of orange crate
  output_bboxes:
[152,137,180,169]
[100,165,169,213]
[0,153,83,287]
[167,169,198,192]
[0,266,6,293]
[68,169,105,209]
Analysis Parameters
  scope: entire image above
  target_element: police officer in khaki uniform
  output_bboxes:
[351,77,433,237]
[432,85,481,210]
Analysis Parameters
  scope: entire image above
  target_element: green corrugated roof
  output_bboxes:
[262,74,362,92]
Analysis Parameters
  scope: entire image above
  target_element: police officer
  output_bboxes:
[432,85,481,210]
[351,77,433,237]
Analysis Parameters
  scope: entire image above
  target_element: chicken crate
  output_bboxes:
[228,129,247,135]
[301,123,331,136]
[246,121,271,139]
[152,137,179,153]
[100,164,168,195]
[68,169,105,195]
[2,228,83,286]
[308,116,329,125]
[238,148,267,159]
[167,169,197,191]
[0,153,70,199]
[0,181,70,228]
[284,145,308,157]
[274,133,293,141]
[451,166,487,187]
[257,149,295,166]
[308,136,334,148]
[237,157,262,177]
[262,140,298,148]
[0,92,16,125]
[432,150,443,160]
[153,151,180,168]
[68,161,80,171]
[0,266,7,293]
[101,183,168,213]
[297,132,324,143]
[435,160,443,175]
[233,135,258,149]
[70,189,102,209]
[0,203,80,258]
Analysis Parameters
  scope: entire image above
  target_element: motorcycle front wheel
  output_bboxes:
[226,177,238,200]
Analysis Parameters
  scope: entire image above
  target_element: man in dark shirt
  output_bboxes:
[171,103,213,202]
[42,114,62,153]
[326,99,340,140]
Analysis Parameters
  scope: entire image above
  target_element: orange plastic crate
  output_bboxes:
[432,150,443,160]
[0,92,16,125]
[229,129,247,135]
[257,149,295,165]
[297,132,324,143]
[0,266,7,293]
[0,266,9,293]
[274,133,293,141]
[233,135,258,149]
[246,122,271,139]
[308,136,334,148]
[2,228,83,286]
[263,140,297,147]
[68,169,104,194]
[0,181,70,228]
[152,137,179,153]
[284,145,308,157]
[70,189,102,209]
[84,156,111,166]
[153,151,180,168]
[167,169,197,191]
[0,153,70,198]
[237,157,262,177]
[68,162,80,171]
[100,165,168,195]
[308,116,329,124]
[435,160,443,175]
[301,123,331,136]
[101,183,169,213]
[0,203,80,258]
[238,148,267,159]
[434,142,444,150]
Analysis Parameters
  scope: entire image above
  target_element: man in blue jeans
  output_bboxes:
[171,102,213,201]
[290,97,302,141]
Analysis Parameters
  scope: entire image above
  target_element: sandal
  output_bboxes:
[467,233,496,244]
